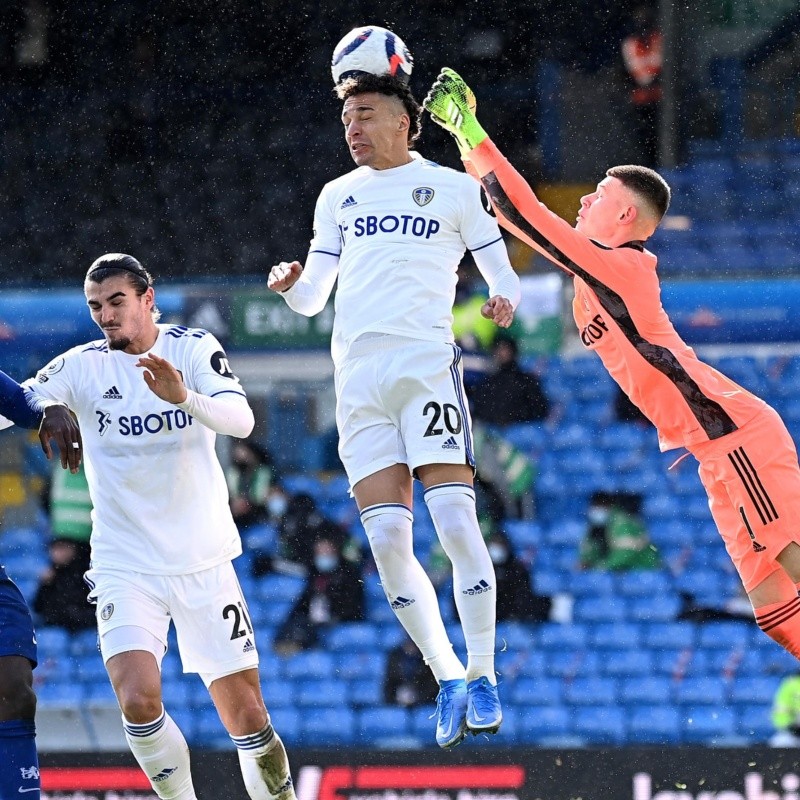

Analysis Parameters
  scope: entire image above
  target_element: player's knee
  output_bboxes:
[225,701,269,737]
[0,681,36,721]
[118,689,163,724]
[363,513,413,569]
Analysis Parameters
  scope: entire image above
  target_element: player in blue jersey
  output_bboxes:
[0,379,81,799]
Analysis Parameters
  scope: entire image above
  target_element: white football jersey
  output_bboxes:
[308,153,505,364]
[23,324,246,575]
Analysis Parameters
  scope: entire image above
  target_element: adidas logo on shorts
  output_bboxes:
[243,638,255,653]
[442,436,459,450]
[391,596,415,610]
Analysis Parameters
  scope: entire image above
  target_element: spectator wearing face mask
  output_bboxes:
[579,491,660,570]
[273,537,365,655]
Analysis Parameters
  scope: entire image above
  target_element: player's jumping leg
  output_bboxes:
[421,469,502,736]
[751,545,800,658]
[107,648,197,800]
[209,669,296,800]
[356,465,468,749]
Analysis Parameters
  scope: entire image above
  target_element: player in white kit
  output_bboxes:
[24,254,296,800]
[268,73,520,748]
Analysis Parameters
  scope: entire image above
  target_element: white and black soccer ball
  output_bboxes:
[331,25,413,86]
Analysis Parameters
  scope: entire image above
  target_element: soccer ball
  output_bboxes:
[331,26,413,86]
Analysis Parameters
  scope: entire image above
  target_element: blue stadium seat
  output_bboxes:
[564,677,618,706]
[602,650,654,677]
[696,622,753,651]
[568,571,615,597]
[69,628,100,657]
[590,622,642,649]
[674,676,727,705]
[36,680,85,706]
[572,705,626,744]
[628,595,681,622]
[681,706,738,744]
[504,520,544,549]
[516,705,571,743]
[737,704,773,742]
[335,651,387,681]
[300,707,356,746]
[511,677,563,706]
[323,622,381,652]
[84,680,118,704]
[572,596,628,623]
[262,680,295,709]
[546,649,600,678]
[642,622,695,650]
[538,623,588,651]
[193,706,230,746]
[729,676,780,705]
[35,626,71,658]
[627,705,682,744]
[356,706,410,742]
[615,570,671,597]
[348,677,384,707]
[295,678,350,707]
[495,622,537,652]
[282,650,335,679]
[619,676,673,705]
[270,709,301,746]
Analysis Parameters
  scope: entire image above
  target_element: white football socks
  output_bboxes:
[424,483,497,685]
[231,723,296,800]
[123,708,197,800]
[361,504,465,681]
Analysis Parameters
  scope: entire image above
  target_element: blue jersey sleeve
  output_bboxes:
[0,370,42,429]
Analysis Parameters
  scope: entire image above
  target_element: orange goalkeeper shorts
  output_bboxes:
[689,405,800,593]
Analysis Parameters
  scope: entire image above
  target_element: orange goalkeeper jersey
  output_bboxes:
[466,138,766,452]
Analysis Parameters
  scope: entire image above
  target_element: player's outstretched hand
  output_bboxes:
[39,405,82,473]
[481,296,514,329]
[268,261,303,293]
[137,353,188,404]
[423,68,487,154]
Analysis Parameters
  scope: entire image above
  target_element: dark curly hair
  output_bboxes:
[335,73,422,147]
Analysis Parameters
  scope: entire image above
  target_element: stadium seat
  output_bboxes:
[627,705,682,744]
[642,621,696,650]
[602,650,654,677]
[36,680,85,706]
[282,650,336,679]
[546,649,600,678]
[568,571,615,597]
[516,705,571,743]
[564,677,618,706]
[674,676,728,705]
[35,626,71,658]
[538,622,588,651]
[737,703,774,743]
[572,595,628,623]
[323,621,381,652]
[729,676,780,705]
[615,570,671,598]
[356,706,410,743]
[696,622,753,651]
[572,705,627,744]
[619,675,673,705]
[681,706,738,744]
[590,622,642,649]
[348,676,384,707]
[511,677,563,706]
[300,707,356,746]
[335,651,387,681]
[628,595,682,622]
[295,677,350,707]
[495,621,537,651]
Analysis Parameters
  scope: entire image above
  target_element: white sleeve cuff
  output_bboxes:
[177,390,254,438]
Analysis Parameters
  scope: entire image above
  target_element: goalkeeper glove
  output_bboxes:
[423,67,488,155]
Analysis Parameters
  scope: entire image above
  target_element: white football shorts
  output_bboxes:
[85,561,259,679]
[335,335,476,489]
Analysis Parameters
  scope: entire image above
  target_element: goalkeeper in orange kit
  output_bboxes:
[425,68,800,661]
